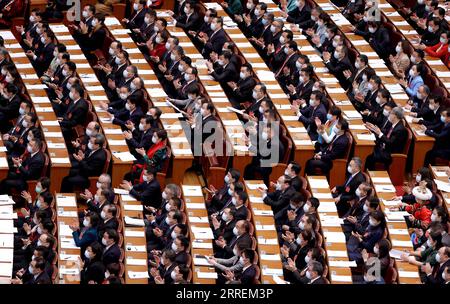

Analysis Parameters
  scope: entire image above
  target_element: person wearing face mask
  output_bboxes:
[3,105,35,155]
[100,229,121,266]
[11,257,52,285]
[283,161,303,192]
[421,31,450,62]
[211,207,237,245]
[228,191,249,221]
[60,134,107,192]
[313,25,338,54]
[423,246,450,284]
[77,13,107,53]
[78,242,106,284]
[148,211,182,252]
[149,249,177,284]
[108,95,144,130]
[343,193,378,240]
[215,220,252,259]
[69,212,100,255]
[304,261,327,284]
[345,54,369,94]
[365,106,408,171]
[170,235,189,265]
[226,64,256,107]
[188,101,218,147]
[399,64,424,100]
[258,175,297,214]
[362,89,391,127]
[200,16,227,58]
[412,95,443,127]
[122,0,146,29]
[365,21,390,58]
[424,109,450,165]
[70,121,100,156]
[58,84,89,138]
[206,168,240,213]
[287,66,314,103]
[420,17,442,47]
[274,41,300,79]
[26,31,56,76]
[323,44,354,90]
[305,119,350,175]
[0,83,21,131]
[97,204,119,239]
[342,182,373,223]
[347,210,386,264]
[293,90,327,141]
[174,66,199,100]
[124,116,155,160]
[267,30,294,72]
[401,230,443,269]
[207,243,245,284]
[282,0,311,25]
[249,13,275,54]
[133,9,157,43]
[207,51,238,84]
[388,40,412,78]
[353,74,382,113]
[173,0,201,31]
[315,106,342,151]
[274,192,305,232]
[121,167,162,208]
[222,249,257,284]
[84,188,114,219]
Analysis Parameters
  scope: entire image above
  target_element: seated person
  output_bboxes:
[79,241,105,284]
[70,212,100,253]
[259,174,297,214]
[291,90,327,140]
[101,229,121,266]
[120,167,162,208]
[423,108,450,165]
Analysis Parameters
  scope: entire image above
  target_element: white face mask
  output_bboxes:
[231,197,237,205]
[171,231,177,239]
[306,270,312,279]
[239,256,245,264]
[165,42,171,50]
[88,142,94,150]
[143,175,149,182]
[83,218,90,227]
[170,53,176,61]
[28,266,35,275]
[91,19,97,27]
[100,210,106,219]
[40,37,46,44]
[369,218,378,226]
[27,145,33,153]
[270,25,276,33]
[303,204,310,213]
[355,188,362,197]
[284,47,289,55]
[155,37,162,44]
[427,239,433,247]
[139,123,145,131]
[165,217,171,225]
[279,36,285,44]
[431,214,437,222]
[233,248,238,256]
[367,83,374,91]
[109,48,115,55]
[304,256,311,263]
[130,83,137,91]
[171,242,178,252]
[416,174,421,183]
[102,237,108,246]
[37,226,43,235]
[133,3,139,10]
[261,131,269,141]
[309,99,315,107]
[115,57,121,65]
[275,182,282,191]
[162,192,168,200]
[383,109,390,117]
[125,103,132,111]
[210,23,217,31]
[84,250,91,259]
[363,204,369,213]
[233,227,239,236]
[368,27,376,33]
[184,73,190,81]
[22,120,29,128]
[373,246,379,255]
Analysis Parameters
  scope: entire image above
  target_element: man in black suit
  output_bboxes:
[260,175,297,214]
[214,220,252,259]
[365,107,408,170]
[201,17,227,58]
[5,113,38,157]
[108,95,144,130]
[274,192,305,232]
[323,45,354,90]
[267,30,293,72]
[124,116,154,160]
[306,261,327,284]
[11,257,51,284]
[117,65,137,91]
[420,17,441,46]
[313,25,338,54]
[227,63,257,107]
[424,109,450,165]
[121,167,162,208]
[16,8,42,42]
[132,9,157,43]
[123,0,147,30]
[287,67,315,103]
[285,0,311,25]
[171,235,189,266]
[305,120,350,175]
[274,41,300,79]
[244,122,285,185]
[208,51,238,84]
[423,246,450,284]
[367,21,391,58]
[332,157,366,217]
[0,138,45,194]
[245,83,271,115]
[345,54,369,94]
[59,84,89,138]
[284,161,303,192]
[101,229,121,266]
[0,83,21,133]
[294,90,327,140]
[230,190,249,221]
[98,204,119,238]
[225,249,257,284]
[188,101,219,154]
[342,184,375,239]
[150,249,177,284]
[2,101,31,153]
[26,31,55,76]
[207,168,240,214]
[61,134,107,192]
[173,0,200,31]
[212,207,237,245]
[412,94,442,128]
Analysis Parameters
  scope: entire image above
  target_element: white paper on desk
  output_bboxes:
[128,271,150,279]
[375,184,396,193]
[246,183,267,190]
[381,199,402,206]
[124,216,145,227]
[324,232,346,243]
[46,143,66,150]
[357,133,376,141]
[52,157,70,164]
[371,177,391,183]
[314,192,333,199]
[349,124,367,130]
[308,178,329,189]
[60,267,81,275]
[327,250,348,258]
[112,151,136,162]
[193,257,210,266]
[188,216,209,223]
[124,229,145,238]
[0,234,13,248]
[255,224,276,231]
[331,274,352,282]
[60,253,80,261]
[103,128,123,135]
[344,110,362,119]
[125,245,146,252]
[328,260,357,268]
[127,258,147,266]
[262,268,283,276]
[60,239,78,249]
[287,127,307,133]
[197,271,218,279]
[272,275,290,284]
[0,195,9,203]
[44,132,63,138]
[0,158,7,169]
[392,240,412,247]
[294,140,313,146]
[222,120,242,126]
[108,139,127,146]
[192,240,213,249]
[258,238,278,245]
[389,249,407,260]
[260,254,281,261]
[185,203,205,210]
[0,222,16,234]
[435,179,450,192]
[56,195,76,206]
[104,17,121,26]
[253,209,273,216]
[0,248,13,262]
[318,203,337,213]
[123,204,142,211]
[191,227,214,239]
[0,147,7,152]
[389,228,409,235]
[59,224,73,236]
[114,188,129,195]
[249,196,264,203]
[41,120,60,126]
[9,52,26,58]
[398,270,420,278]
[57,210,77,218]
[182,185,203,197]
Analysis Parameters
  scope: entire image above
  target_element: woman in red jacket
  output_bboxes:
[423,31,450,63]
[147,31,169,69]
[396,184,432,229]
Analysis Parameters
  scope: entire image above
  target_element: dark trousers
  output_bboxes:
[60,168,90,192]
[244,159,272,186]
[424,148,450,166]
[305,158,333,176]
[365,148,392,171]
[0,171,28,194]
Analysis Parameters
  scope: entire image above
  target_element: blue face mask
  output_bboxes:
[262,19,268,26]
[326,113,332,120]
[441,115,446,123]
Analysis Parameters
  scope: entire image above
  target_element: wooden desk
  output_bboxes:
[306,176,354,284]
[48,24,135,188]
[367,171,422,284]
[181,184,217,284]
[118,194,149,284]
[55,193,81,284]
[429,166,450,215]
[244,180,285,284]
[103,17,195,185]
[0,196,16,283]
[0,30,71,192]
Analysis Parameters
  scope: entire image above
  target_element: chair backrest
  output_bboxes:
[402,126,413,155]
[102,148,112,174]
[343,132,353,160]
[41,153,50,178]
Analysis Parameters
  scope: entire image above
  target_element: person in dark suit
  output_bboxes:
[124,116,154,160]
[101,229,121,266]
[323,45,354,90]
[98,204,119,238]
[206,168,240,214]
[424,109,450,165]
[132,9,157,43]
[61,134,107,192]
[0,138,45,194]
[173,0,200,31]
[260,175,297,214]
[313,25,338,54]
[285,0,311,25]
[274,192,305,232]
[212,207,237,245]
[305,119,350,175]
[0,83,21,133]
[244,121,285,185]
[284,161,303,192]
[59,84,89,138]
[420,17,442,46]
[208,51,238,83]
[365,107,408,170]
[201,17,227,58]
[345,54,369,95]
[294,90,327,140]
[244,83,271,116]
[423,246,450,284]
[367,21,391,58]
[286,67,315,102]
[230,190,249,221]
[108,94,144,130]
[332,157,366,217]
[215,220,252,259]
[123,0,147,30]
[413,95,443,128]
[274,41,300,79]
[26,31,55,76]
[306,261,328,284]
[171,235,189,266]
[11,257,51,284]
[188,101,219,153]
[70,212,100,255]
[224,249,257,284]
[121,167,162,208]
[77,13,107,52]
[342,192,379,240]
[150,249,177,284]
[15,8,42,43]
[80,241,105,284]
[267,30,293,72]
